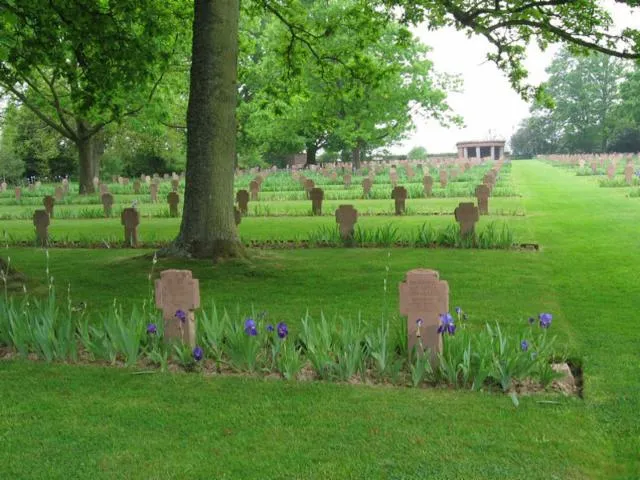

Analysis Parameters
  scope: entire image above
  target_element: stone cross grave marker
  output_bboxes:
[591,161,597,174]
[236,189,249,214]
[406,165,415,180]
[28,183,35,192]
[35,181,41,189]
[439,170,448,188]
[155,270,200,348]
[33,210,50,247]
[0,181,6,192]
[167,192,180,217]
[15,187,21,200]
[579,159,585,169]
[423,175,433,197]
[123,177,130,185]
[133,180,141,194]
[150,183,158,203]
[483,171,496,190]
[99,183,109,195]
[54,186,64,202]
[62,178,69,194]
[118,176,124,186]
[249,180,260,201]
[163,173,170,181]
[43,195,55,218]
[121,208,140,247]
[625,163,634,185]
[343,174,352,188]
[454,202,479,237]
[145,175,151,185]
[399,269,449,359]
[362,178,372,197]
[171,179,180,192]
[101,193,114,217]
[303,179,315,199]
[475,184,490,215]
[607,163,616,180]
[335,205,358,240]
[310,187,324,216]
[391,186,408,215]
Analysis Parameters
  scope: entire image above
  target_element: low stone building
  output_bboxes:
[456,140,505,160]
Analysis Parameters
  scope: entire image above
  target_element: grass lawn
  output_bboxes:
[0,160,639,479]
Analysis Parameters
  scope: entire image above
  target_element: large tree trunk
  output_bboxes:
[76,121,100,194]
[351,143,362,170]
[305,143,318,167]
[175,0,242,260]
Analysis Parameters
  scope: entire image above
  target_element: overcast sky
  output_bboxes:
[393,1,639,155]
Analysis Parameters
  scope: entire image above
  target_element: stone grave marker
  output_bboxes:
[439,170,448,188]
[0,181,6,192]
[123,177,130,186]
[389,170,398,187]
[28,183,35,192]
[155,270,200,348]
[399,269,449,359]
[625,163,634,185]
[101,193,114,217]
[344,174,352,188]
[171,179,180,192]
[54,186,64,202]
[335,205,358,240]
[362,178,373,197]
[121,208,140,247]
[391,186,408,215]
[423,175,433,197]
[591,161,597,174]
[150,183,158,203]
[249,180,260,201]
[236,189,249,214]
[303,179,315,199]
[475,184,490,215]
[406,165,415,180]
[62,178,69,194]
[163,173,170,181]
[454,202,479,237]
[145,175,151,185]
[99,183,109,195]
[310,187,324,216]
[15,187,21,200]
[607,163,616,180]
[167,191,180,217]
[33,210,50,247]
[133,180,141,194]
[43,195,55,218]
[579,159,585,169]
[118,176,124,186]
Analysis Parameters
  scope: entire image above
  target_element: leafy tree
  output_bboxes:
[408,146,428,160]
[0,0,190,193]
[179,0,640,260]
[510,115,560,157]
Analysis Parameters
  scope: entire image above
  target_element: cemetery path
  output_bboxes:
[512,160,640,473]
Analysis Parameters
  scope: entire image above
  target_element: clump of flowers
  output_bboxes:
[193,346,203,362]
[244,318,257,336]
[520,340,529,352]
[437,313,456,335]
[146,323,157,335]
[277,322,288,339]
[539,313,552,329]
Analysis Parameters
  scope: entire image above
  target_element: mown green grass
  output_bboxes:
[0,160,639,479]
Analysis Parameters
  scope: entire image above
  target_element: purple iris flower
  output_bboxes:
[175,309,187,324]
[520,340,529,352]
[244,318,258,336]
[266,324,274,332]
[146,323,157,335]
[193,346,203,361]
[437,313,456,335]
[539,313,552,329]
[277,322,288,339]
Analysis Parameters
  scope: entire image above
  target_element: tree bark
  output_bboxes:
[305,143,318,167]
[351,142,362,170]
[175,0,243,260]
[76,121,100,194]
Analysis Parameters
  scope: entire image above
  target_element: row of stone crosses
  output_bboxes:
[545,153,638,183]
[155,266,450,364]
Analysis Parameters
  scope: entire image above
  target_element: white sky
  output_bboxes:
[393,1,639,155]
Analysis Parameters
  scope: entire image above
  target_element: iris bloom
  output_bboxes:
[244,318,258,336]
[520,340,529,352]
[146,323,157,335]
[437,313,456,335]
[277,322,288,339]
[175,309,187,324]
[539,313,552,329]
[193,346,203,361]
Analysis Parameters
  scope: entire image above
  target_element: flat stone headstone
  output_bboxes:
[236,189,249,214]
[454,202,479,236]
[14,187,21,200]
[249,180,260,201]
[150,183,158,203]
[121,208,140,247]
[155,270,200,347]
[133,180,141,194]
[33,210,50,247]
[391,186,408,215]
[43,195,55,218]
[362,178,373,197]
[399,269,449,359]
[475,184,490,215]
[335,205,358,240]
[101,193,114,217]
[167,191,180,217]
[54,186,64,202]
[439,170,447,188]
[423,175,433,197]
[310,187,324,216]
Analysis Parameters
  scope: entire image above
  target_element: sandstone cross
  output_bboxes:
[155,269,200,347]
[171,179,180,192]
[236,189,249,214]
[454,202,479,237]
[475,184,490,215]
[101,193,114,217]
[391,186,408,215]
[33,210,50,247]
[54,186,64,202]
[249,180,260,201]
[423,175,433,197]
[310,187,324,216]
[362,178,373,197]
[14,187,21,200]
[133,180,141,194]
[335,205,358,240]
[121,208,140,247]
[399,269,449,360]
[43,195,55,218]
[343,174,352,188]
[150,183,158,203]
[625,164,633,185]
[167,192,180,217]
[439,170,448,188]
